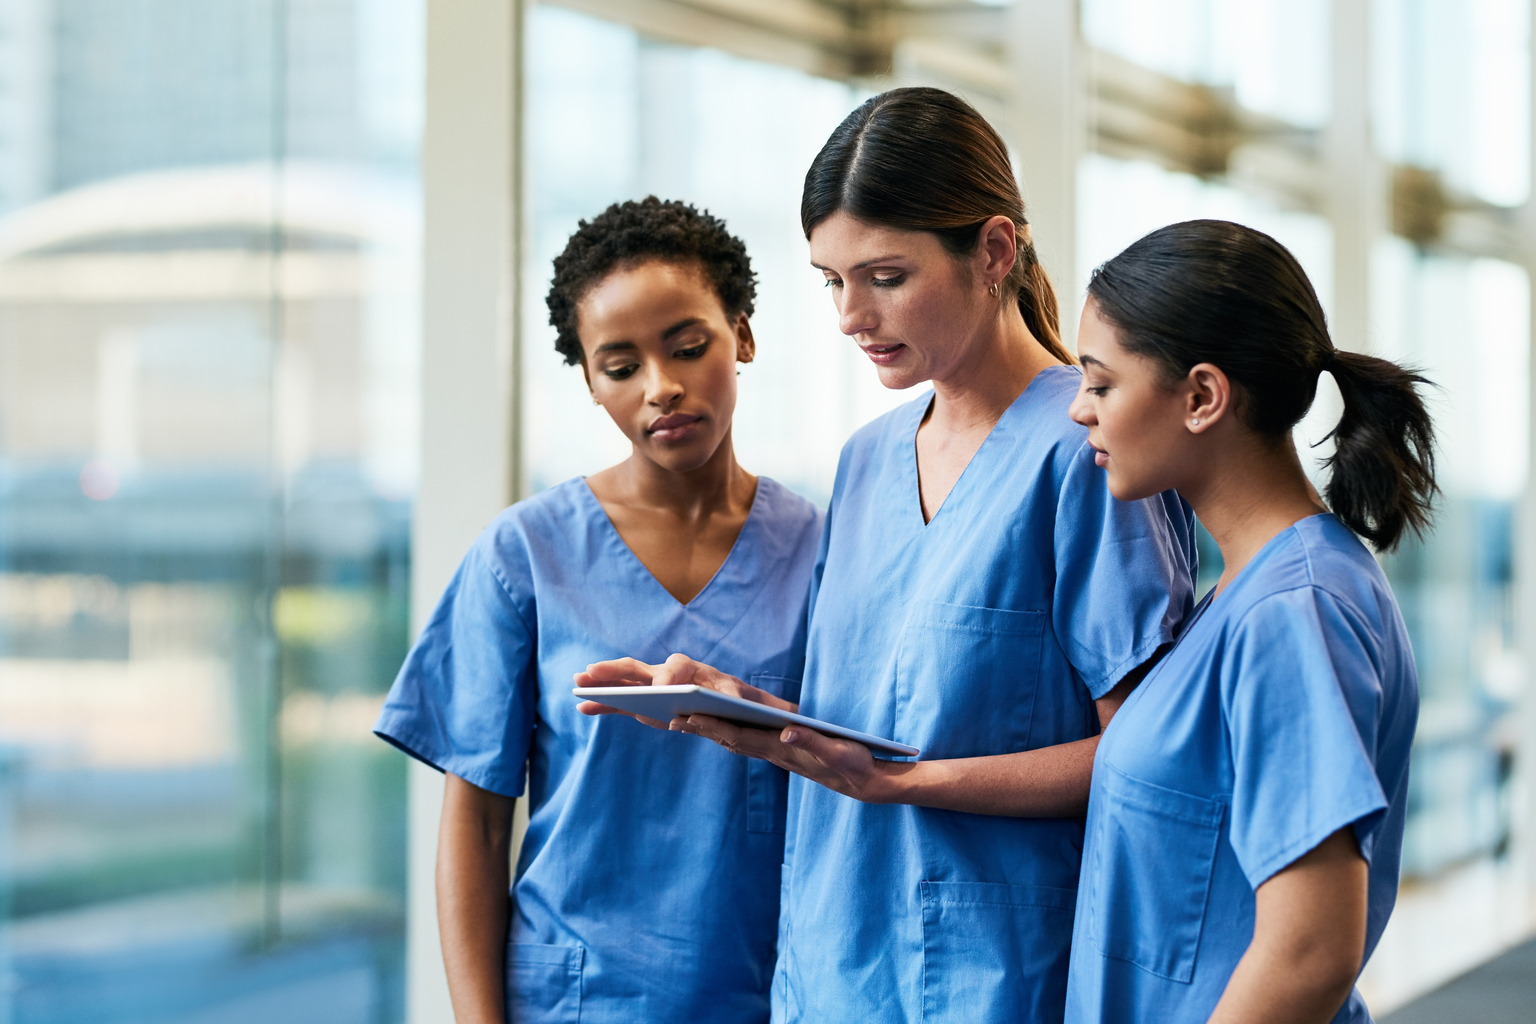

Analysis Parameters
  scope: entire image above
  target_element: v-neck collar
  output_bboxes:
[577,476,767,610]
[905,365,1072,528]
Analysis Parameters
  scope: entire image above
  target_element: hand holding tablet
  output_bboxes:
[574,653,919,759]
[573,684,920,758]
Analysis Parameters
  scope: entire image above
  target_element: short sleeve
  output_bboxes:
[1224,588,1389,888]
[373,540,538,798]
[1053,440,1196,698]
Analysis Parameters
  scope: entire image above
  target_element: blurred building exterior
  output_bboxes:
[1,1,1534,1023]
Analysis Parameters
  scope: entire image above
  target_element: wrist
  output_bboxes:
[864,758,919,805]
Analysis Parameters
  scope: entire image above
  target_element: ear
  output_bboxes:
[733,312,756,365]
[976,215,1019,291]
[1184,363,1233,432]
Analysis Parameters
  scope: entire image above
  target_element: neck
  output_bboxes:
[1179,431,1327,595]
[928,300,1060,434]
[613,427,753,519]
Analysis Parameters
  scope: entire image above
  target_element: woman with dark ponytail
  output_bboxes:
[582,88,1197,1022]
[1065,219,1428,1024]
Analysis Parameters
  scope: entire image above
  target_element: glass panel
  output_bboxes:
[1373,0,1532,206]
[1371,239,1529,876]
[525,5,908,504]
[0,2,421,1021]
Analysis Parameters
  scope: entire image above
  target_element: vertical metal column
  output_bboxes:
[1007,0,1085,349]
[1326,0,1385,357]
[411,1,524,1020]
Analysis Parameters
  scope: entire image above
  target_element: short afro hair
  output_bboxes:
[547,196,757,366]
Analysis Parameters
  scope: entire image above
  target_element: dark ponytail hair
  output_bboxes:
[801,86,1074,366]
[1087,219,1437,551]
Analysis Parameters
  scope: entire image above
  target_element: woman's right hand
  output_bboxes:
[574,652,797,729]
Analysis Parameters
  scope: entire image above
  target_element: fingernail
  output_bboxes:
[783,729,799,744]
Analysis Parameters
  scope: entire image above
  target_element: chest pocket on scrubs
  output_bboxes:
[919,880,1076,1023]
[1086,763,1224,983]
[506,941,583,1023]
[896,601,1046,758]
[745,674,796,833]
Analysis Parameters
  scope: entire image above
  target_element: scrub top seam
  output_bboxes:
[1225,583,1377,660]
[476,543,538,641]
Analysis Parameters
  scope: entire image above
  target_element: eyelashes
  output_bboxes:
[600,341,709,380]
[822,276,904,288]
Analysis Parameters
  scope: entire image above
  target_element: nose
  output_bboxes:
[837,284,876,338]
[1067,386,1095,427]
[643,360,684,409]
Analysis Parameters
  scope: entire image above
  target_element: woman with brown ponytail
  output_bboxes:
[579,88,1197,1021]
[1065,220,1429,1024]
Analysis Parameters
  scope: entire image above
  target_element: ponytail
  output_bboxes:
[1017,255,1074,366]
[1088,219,1439,551]
[1323,351,1438,551]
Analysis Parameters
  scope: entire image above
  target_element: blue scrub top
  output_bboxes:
[776,365,1198,1024]
[375,476,823,1024]
[1065,514,1419,1024]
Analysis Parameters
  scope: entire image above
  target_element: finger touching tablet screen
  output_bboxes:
[572,685,920,758]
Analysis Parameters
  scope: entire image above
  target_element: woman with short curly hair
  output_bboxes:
[374,197,822,1023]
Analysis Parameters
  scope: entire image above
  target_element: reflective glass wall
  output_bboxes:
[1371,0,1531,876]
[0,2,421,1021]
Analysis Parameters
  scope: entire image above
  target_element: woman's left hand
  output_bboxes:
[675,714,896,803]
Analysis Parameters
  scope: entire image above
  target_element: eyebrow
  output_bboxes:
[1078,354,1106,369]
[809,254,907,272]
[660,316,706,340]
[592,317,707,354]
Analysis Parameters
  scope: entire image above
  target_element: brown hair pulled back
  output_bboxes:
[801,87,1073,365]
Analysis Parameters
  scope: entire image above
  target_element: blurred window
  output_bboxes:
[0,2,421,1022]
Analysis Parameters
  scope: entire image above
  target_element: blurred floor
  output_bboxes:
[1380,935,1536,1024]
[1358,853,1535,1013]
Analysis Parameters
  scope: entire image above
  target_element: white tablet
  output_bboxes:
[573,684,920,758]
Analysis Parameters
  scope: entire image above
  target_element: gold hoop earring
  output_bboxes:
[989,282,1000,298]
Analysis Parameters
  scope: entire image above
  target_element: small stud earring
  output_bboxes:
[1191,419,1200,426]
[592,398,600,406]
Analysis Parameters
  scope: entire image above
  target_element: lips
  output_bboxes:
[859,342,905,366]
[1088,442,1108,468]
[648,412,702,442]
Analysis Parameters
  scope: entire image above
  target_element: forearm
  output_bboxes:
[869,735,1100,816]
[438,779,515,1024]
[1206,828,1367,1024]
[1206,935,1359,1024]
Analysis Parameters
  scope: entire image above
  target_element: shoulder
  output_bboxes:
[1237,517,1392,625]
[1025,365,1093,458]
[839,391,930,459]
[753,476,825,531]
[1223,518,1407,669]
[472,477,594,577]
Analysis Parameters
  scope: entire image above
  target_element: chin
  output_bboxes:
[643,438,721,474]
[874,364,925,392]
[1105,472,1161,504]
